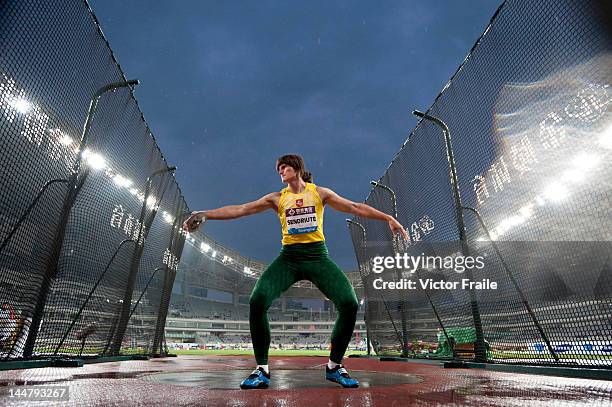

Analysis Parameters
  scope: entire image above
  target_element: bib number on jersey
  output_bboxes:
[285,206,318,234]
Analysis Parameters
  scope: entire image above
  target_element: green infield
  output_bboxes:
[171,349,369,357]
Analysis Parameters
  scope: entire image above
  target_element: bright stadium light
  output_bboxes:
[519,204,534,219]
[129,187,139,196]
[244,266,252,275]
[571,152,599,172]
[200,242,210,253]
[82,148,106,170]
[543,182,568,202]
[10,97,32,114]
[211,251,217,258]
[58,133,74,146]
[163,212,173,224]
[146,195,157,208]
[113,174,133,188]
[598,123,612,150]
[562,169,585,183]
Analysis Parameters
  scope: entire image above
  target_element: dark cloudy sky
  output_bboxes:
[89,0,501,270]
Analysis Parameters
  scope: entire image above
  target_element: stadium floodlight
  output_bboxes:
[81,148,106,170]
[200,242,210,253]
[113,174,133,188]
[519,204,534,219]
[571,152,599,171]
[211,251,217,258]
[543,182,568,202]
[244,266,252,274]
[58,132,74,146]
[562,169,585,183]
[496,214,527,236]
[560,152,599,182]
[600,123,612,149]
[146,195,158,209]
[9,97,32,114]
[163,212,174,224]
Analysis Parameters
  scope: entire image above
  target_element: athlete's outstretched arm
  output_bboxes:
[317,187,409,240]
[182,192,279,233]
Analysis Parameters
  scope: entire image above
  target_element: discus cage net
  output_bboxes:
[349,0,612,368]
[0,0,187,360]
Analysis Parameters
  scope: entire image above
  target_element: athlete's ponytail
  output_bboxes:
[276,154,313,183]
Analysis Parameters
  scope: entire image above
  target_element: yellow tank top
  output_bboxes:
[278,182,325,245]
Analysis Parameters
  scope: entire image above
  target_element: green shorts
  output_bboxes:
[249,241,359,364]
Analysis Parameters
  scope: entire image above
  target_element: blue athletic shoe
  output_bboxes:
[326,365,359,388]
[240,368,270,389]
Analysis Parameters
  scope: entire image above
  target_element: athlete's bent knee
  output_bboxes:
[249,291,268,313]
[338,298,358,316]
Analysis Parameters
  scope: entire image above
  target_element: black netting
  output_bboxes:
[0,0,186,360]
[349,0,612,367]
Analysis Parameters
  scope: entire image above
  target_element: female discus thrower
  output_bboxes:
[182,154,408,389]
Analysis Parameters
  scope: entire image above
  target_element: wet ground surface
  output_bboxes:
[142,369,422,389]
[0,355,610,406]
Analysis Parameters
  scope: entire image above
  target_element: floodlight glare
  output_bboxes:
[571,152,599,171]
[543,182,568,202]
[113,174,133,188]
[163,213,173,224]
[562,169,585,183]
[211,251,217,258]
[82,149,106,170]
[146,195,157,209]
[244,266,252,274]
[598,123,612,150]
[10,97,32,114]
[59,133,74,146]
[200,242,210,252]
[519,204,534,219]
